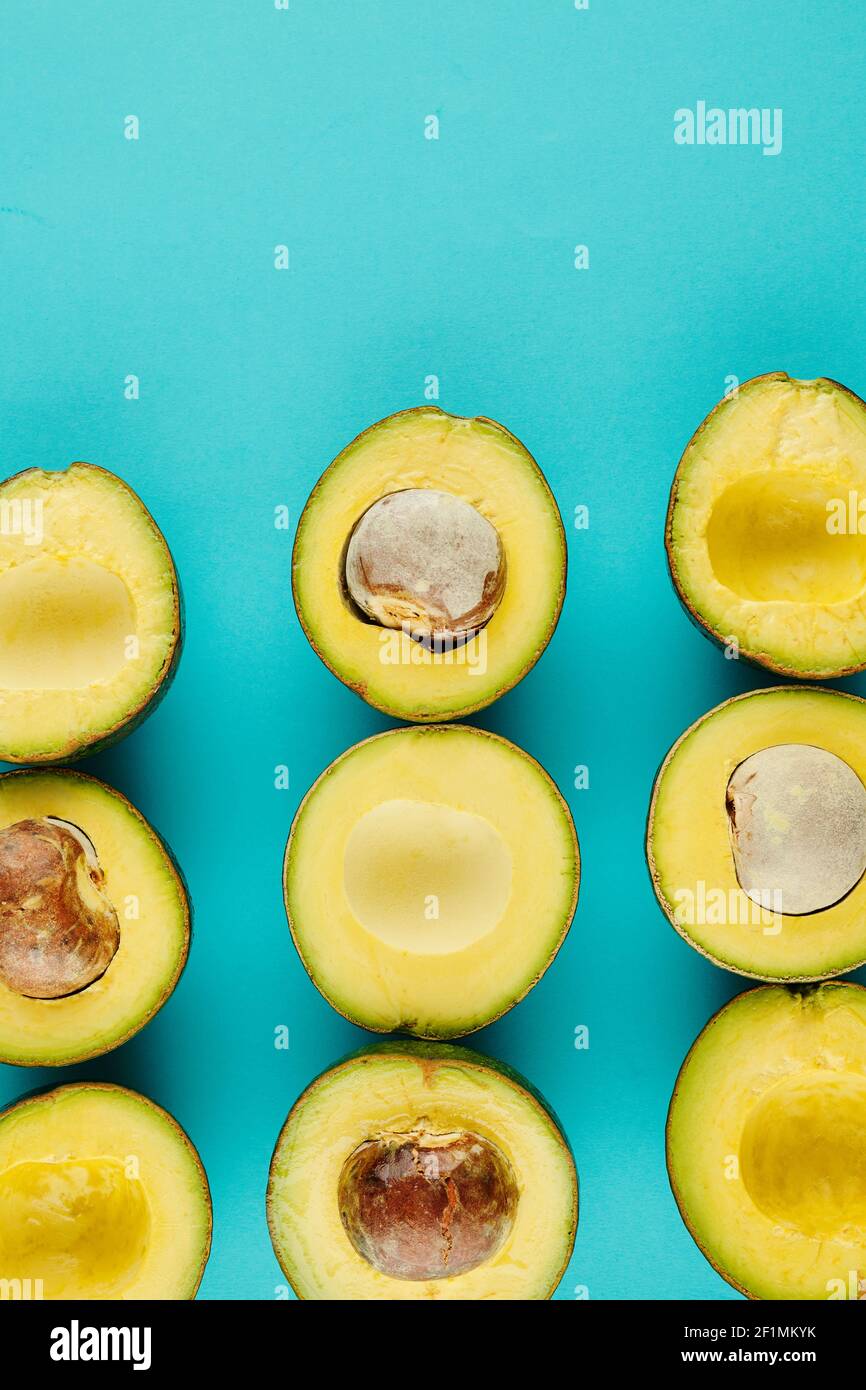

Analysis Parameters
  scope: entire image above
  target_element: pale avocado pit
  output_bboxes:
[726,743,866,915]
[0,816,119,999]
[344,488,506,644]
[293,407,566,722]
[338,1127,519,1281]
[648,687,866,979]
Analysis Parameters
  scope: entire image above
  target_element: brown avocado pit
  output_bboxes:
[0,817,119,999]
[337,1126,519,1281]
[726,743,866,916]
[344,488,506,645]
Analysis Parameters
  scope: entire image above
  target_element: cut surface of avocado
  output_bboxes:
[293,408,566,720]
[667,373,866,677]
[668,983,866,1300]
[0,462,180,762]
[0,769,189,1066]
[647,686,866,980]
[284,725,578,1037]
[0,1082,211,1299]
[267,1041,577,1300]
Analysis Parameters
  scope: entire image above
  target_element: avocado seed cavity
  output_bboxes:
[0,817,119,999]
[739,1071,866,1240]
[344,489,506,644]
[0,1155,151,1297]
[338,1127,518,1281]
[726,744,866,915]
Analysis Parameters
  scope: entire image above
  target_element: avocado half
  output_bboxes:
[0,1081,211,1299]
[267,1040,577,1300]
[0,768,190,1066]
[284,724,579,1037]
[668,982,866,1301]
[292,408,566,721]
[647,685,866,981]
[666,373,866,678]
[0,462,181,762]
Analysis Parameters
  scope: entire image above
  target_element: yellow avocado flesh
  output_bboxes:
[293,409,566,720]
[0,464,179,761]
[0,771,189,1065]
[0,557,135,690]
[285,726,578,1036]
[648,686,866,979]
[668,984,866,1300]
[0,1085,210,1299]
[267,1046,577,1300]
[668,375,866,676]
[0,1158,150,1296]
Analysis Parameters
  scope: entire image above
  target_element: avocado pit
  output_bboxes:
[0,817,119,998]
[344,488,506,644]
[725,743,866,915]
[338,1126,518,1280]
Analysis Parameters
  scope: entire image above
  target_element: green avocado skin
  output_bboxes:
[269,1038,579,1300]
[66,581,184,764]
[283,723,579,1042]
[0,463,184,766]
[292,405,568,723]
[0,1081,213,1299]
[664,372,866,680]
[0,767,192,1068]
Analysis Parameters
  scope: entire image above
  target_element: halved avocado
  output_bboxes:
[0,462,181,762]
[647,685,866,981]
[284,724,579,1037]
[267,1041,577,1300]
[0,769,190,1066]
[293,408,566,720]
[0,1081,211,1299]
[668,982,866,1301]
[667,373,866,678]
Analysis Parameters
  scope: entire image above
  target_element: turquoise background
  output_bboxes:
[1,0,865,1300]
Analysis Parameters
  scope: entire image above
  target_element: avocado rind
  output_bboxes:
[292,406,567,722]
[666,981,866,1300]
[0,767,191,1067]
[267,1040,578,1301]
[0,461,183,764]
[665,373,866,679]
[0,1080,212,1299]
[283,723,579,1038]
[646,684,866,982]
